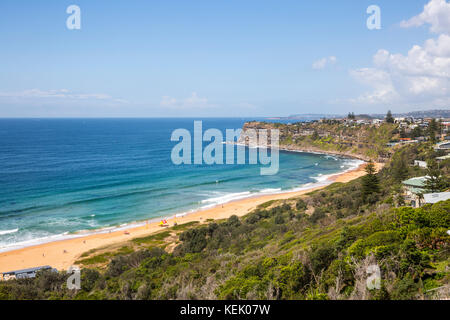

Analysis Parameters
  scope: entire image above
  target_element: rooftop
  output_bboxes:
[424,192,450,204]
[435,142,450,150]
[1,265,52,275]
[402,176,429,188]
[436,154,450,161]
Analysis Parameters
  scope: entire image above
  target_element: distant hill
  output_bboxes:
[385,109,450,119]
[271,114,342,121]
[239,121,398,161]
[270,109,449,121]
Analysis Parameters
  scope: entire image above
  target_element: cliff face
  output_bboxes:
[238,121,398,162]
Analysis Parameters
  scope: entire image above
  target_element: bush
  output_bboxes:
[309,243,337,274]
[275,214,285,225]
[296,199,307,211]
[390,275,419,300]
[309,207,326,223]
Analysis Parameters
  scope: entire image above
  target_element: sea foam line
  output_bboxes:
[0,228,19,236]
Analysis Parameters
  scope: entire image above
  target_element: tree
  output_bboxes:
[362,161,380,202]
[296,199,307,211]
[391,154,409,182]
[385,110,394,123]
[411,126,423,139]
[424,159,449,193]
[348,112,355,120]
[427,119,439,143]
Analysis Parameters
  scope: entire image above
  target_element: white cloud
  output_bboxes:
[400,0,450,34]
[349,1,450,108]
[0,89,128,104]
[160,92,213,109]
[349,68,398,104]
[312,56,337,70]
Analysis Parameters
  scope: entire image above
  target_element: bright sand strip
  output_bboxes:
[0,163,383,273]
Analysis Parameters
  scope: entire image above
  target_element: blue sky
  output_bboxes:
[0,0,448,117]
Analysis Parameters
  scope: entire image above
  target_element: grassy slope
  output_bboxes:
[244,121,398,161]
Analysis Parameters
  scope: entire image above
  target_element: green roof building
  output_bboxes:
[402,176,429,208]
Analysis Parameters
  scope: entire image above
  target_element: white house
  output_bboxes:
[423,192,450,204]
[414,160,427,168]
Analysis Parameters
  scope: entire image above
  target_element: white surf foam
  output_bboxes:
[0,228,19,236]
[201,191,252,207]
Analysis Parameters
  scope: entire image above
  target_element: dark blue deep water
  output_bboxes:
[0,118,361,250]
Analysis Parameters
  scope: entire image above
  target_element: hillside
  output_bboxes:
[238,121,398,162]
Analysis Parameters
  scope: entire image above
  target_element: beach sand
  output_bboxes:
[0,162,383,273]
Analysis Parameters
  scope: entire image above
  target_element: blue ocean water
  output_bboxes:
[0,118,361,251]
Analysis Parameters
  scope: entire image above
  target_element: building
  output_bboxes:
[442,122,450,133]
[436,154,450,162]
[402,176,429,208]
[423,192,450,204]
[0,266,55,281]
[414,160,427,168]
[372,119,383,125]
[435,141,450,150]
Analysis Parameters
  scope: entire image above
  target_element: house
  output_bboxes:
[300,130,315,136]
[402,176,429,208]
[423,192,450,204]
[372,119,383,125]
[414,160,427,168]
[0,266,56,281]
[401,139,419,145]
[442,122,450,133]
[387,142,400,147]
[436,154,450,162]
[434,142,450,150]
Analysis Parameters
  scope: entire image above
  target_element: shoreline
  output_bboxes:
[0,161,381,273]
[234,142,376,162]
[0,155,363,254]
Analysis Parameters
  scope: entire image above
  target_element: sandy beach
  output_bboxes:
[0,162,382,273]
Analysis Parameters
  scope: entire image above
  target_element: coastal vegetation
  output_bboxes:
[0,143,448,300]
[240,121,398,161]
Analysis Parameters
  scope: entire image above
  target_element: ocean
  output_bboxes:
[0,118,362,252]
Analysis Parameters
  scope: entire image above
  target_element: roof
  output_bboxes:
[424,192,450,204]
[436,154,450,161]
[1,265,52,275]
[409,187,426,195]
[402,176,429,188]
[435,142,450,150]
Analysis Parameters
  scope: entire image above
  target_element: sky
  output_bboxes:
[0,0,449,117]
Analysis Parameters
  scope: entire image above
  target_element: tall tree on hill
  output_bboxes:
[424,159,449,193]
[386,110,394,124]
[427,119,439,143]
[391,154,409,182]
[411,126,423,139]
[362,161,380,203]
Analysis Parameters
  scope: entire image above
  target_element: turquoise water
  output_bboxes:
[0,118,361,251]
